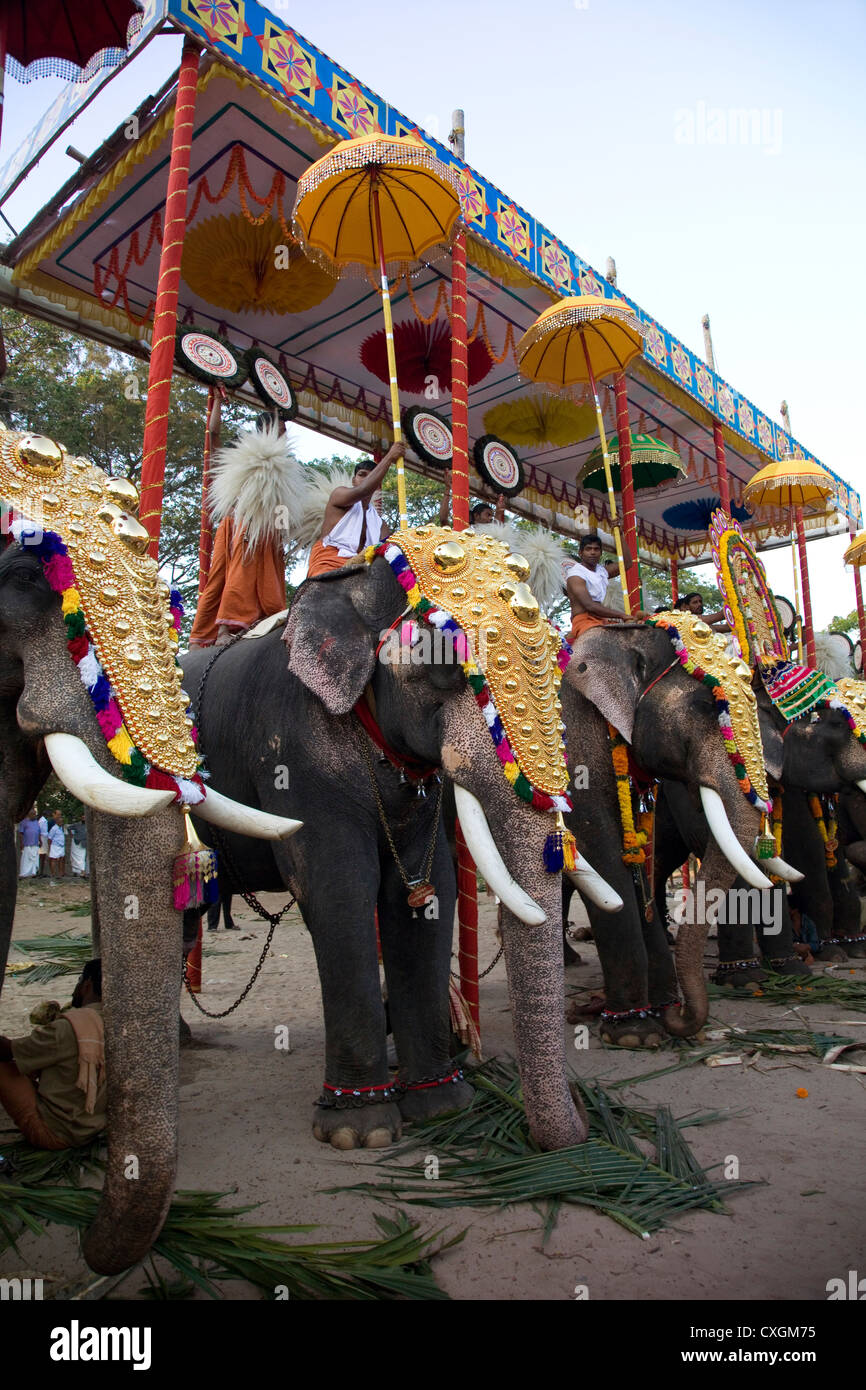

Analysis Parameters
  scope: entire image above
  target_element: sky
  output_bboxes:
[1,0,864,623]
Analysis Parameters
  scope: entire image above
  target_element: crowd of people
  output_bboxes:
[16,807,87,881]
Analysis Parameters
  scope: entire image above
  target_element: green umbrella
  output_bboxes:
[577,432,686,492]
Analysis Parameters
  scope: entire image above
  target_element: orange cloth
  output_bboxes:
[568,610,606,643]
[0,1060,67,1150]
[190,517,286,646]
[306,539,351,578]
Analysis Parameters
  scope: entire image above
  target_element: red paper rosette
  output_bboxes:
[360,318,492,395]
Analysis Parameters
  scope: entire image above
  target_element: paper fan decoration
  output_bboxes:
[182,215,337,316]
[662,494,752,531]
[402,406,453,469]
[473,435,525,497]
[174,328,249,387]
[360,318,492,395]
[482,394,595,449]
[245,350,298,421]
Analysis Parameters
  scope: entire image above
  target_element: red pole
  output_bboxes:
[670,550,679,605]
[712,421,731,516]
[455,821,480,1034]
[851,528,866,650]
[614,372,640,611]
[451,226,470,530]
[139,38,201,557]
[795,508,816,667]
[198,387,217,593]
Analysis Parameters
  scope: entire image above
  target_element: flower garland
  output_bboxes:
[809,794,838,870]
[608,723,648,864]
[367,541,572,817]
[8,513,204,806]
[648,617,771,815]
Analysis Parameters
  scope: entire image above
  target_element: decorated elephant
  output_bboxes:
[560,613,792,1043]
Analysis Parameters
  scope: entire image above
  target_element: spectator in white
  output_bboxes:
[38,810,49,876]
[47,810,66,881]
[68,820,88,879]
[17,807,41,878]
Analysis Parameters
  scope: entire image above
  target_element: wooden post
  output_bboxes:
[139,37,201,556]
[614,372,640,611]
[198,387,217,593]
[670,550,679,605]
[851,528,866,650]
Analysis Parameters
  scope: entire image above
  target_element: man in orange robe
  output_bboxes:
[190,402,289,647]
[307,442,403,577]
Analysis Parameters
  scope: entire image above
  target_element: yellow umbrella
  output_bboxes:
[744,455,835,661]
[293,134,461,526]
[516,294,646,609]
[843,531,866,567]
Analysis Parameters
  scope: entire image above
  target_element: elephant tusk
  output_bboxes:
[566,854,624,913]
[699,786,772,890]
[760,856,804,883]
[453,785,546,926]
[194,788,301,841]
[44,733,175,817]
[857,780,866,796]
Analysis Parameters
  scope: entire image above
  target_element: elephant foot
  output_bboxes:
[762,954,813,978]
[814,941,850,963]
[397,1068,475,1124]
[599,1008,666,1049]
[178,1015,193,1048]
[829,935,866,959]
[712,957,767,990]
[312,1096,403,1150]
[564,936,583,968]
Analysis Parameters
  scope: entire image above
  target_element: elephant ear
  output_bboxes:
[565,626,654,743]
[284,573,378,715]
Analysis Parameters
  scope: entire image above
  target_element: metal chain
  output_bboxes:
[478,941,504,978]
[183,905,291,1018]
[360,734,444,891]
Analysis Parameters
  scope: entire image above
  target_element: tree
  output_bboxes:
[828,611,859,635]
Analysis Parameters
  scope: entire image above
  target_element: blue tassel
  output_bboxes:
[543,830,565,873]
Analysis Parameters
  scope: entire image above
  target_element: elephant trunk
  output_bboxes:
[81,808,184,1274]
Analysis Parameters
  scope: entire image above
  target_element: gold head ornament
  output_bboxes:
[388,525,569,797]
[0,426,198,779]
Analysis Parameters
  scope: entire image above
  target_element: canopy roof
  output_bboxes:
[1,0,859,565]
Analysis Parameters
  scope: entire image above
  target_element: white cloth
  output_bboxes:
[70,841,87,875]
[564,559,609,604]
[38,816,49,855]
[19,845,39,877]
[322,500,382,558]
[48,823,66,858]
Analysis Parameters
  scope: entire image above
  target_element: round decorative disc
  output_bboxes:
[174,328,248,387]
[473,434,525,497]
[403,406,453,469]
[247,351,298,420]
[774,594,796,633]
[855,641,863,674]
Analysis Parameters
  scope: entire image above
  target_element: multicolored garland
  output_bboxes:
[608,723,649,864]
[648,617,772,815]
[809,794,838,870]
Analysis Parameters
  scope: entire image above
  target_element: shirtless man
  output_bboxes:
[307,442,403,576]
[565,533,648,642]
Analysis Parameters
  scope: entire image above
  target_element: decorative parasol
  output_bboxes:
[181,215,336,316]
[361,318,492,395]
[844,531,866,567]
[663,493,752,531]
[293,134,461,527]
[580,432,686,493]
[516,294,646,610]
[0,1,141,143]
[482,393,595,449]
[744,454,835,661]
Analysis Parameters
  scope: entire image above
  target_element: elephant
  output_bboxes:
[560,621,787,1044]
[176,553,625,1166]
[0,536,306,1274]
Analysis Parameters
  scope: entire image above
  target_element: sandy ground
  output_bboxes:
[1,874,865,1302]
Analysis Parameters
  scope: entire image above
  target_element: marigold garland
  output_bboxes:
[648,617,771,815]
[367,541,572,817]
[607,724,647,864]
[809,794,838,869]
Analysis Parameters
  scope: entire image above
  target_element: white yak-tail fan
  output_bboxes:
[208,424,308,553]
[293,466,357,550]
[475,521,568,613]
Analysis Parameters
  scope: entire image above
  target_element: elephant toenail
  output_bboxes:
[363,1128,394,1148]
[329,1127,358,1150]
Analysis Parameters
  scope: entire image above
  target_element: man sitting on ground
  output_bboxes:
[307,442,403,576]
[0,960,106,1150]
[565,533,648,642]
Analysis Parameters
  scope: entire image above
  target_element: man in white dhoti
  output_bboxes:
[17,807,41,878]
[306,442,404,577]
